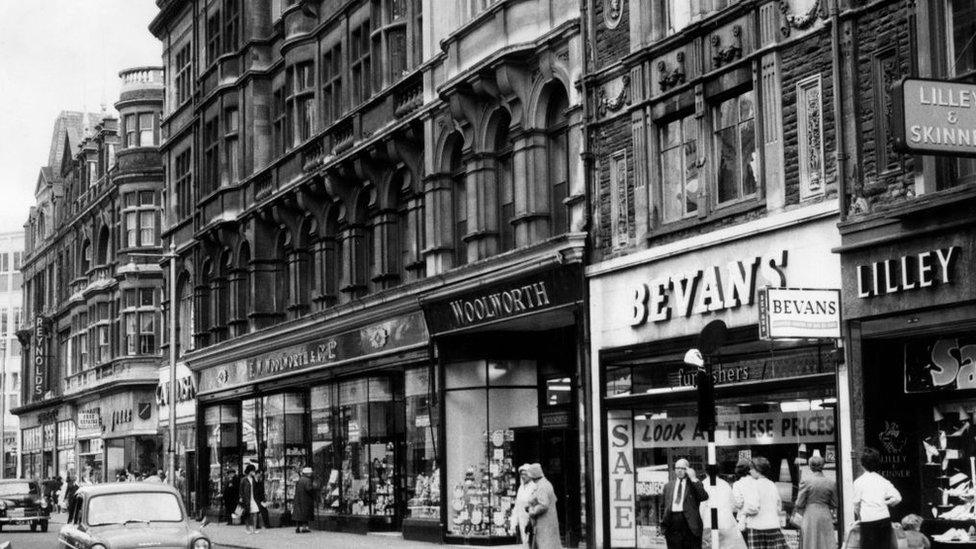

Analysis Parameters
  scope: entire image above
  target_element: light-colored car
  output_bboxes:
[58,482,210,549]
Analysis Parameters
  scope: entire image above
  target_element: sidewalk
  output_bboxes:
[199,521,520,549]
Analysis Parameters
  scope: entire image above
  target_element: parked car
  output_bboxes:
[0,478,50,532]
[58,483,210,549]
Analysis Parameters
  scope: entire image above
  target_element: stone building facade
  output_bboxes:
[150,0,585,544]
[14,69,166,485]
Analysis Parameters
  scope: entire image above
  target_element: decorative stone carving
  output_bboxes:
[603,0,624,29]
[711,25,743,69]
[657,52,687,92]
[780,0,823,38]
[598,75,631,116]
[796,75,825,199]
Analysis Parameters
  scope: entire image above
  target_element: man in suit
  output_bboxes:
[660,459,709,549]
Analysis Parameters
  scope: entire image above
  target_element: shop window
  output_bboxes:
[445,360,539,539]
[603,350,838,549]
[659,114,700,223]
[405,366,439,520]
[312,377,401,518]
[204,405,241,515]
[261,393,308,512]
[713,90,758,206]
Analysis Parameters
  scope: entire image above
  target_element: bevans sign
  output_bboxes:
[590,215,841,349]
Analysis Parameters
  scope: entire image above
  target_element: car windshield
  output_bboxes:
[0,482,37,497]
[87,492,184,525]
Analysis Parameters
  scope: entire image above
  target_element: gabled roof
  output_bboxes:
[46,111,102,170]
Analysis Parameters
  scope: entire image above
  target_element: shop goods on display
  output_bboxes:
[450,429,519,537]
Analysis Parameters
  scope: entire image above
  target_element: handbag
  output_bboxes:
[231,504,244,525]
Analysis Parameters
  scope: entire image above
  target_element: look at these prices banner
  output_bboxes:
[758,287,841,340]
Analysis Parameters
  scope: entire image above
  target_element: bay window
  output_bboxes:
[351,21,372,105]
[287,63,315,146]
[123,113,156,148]
[174,149,194,220]
[123,191,158,248]
[206,9,222,65]
[713,90,757,205]
[659,114,699,222]
[322,44,343,125]
[203,116,220,194]
[123,289,157,356]
[175,44,193,106]
[225,107,240,184]
[272,84,287,156]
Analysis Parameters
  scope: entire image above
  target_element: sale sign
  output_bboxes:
[633,410,836,449]
[607,411,636,547]
[905,337,976,393]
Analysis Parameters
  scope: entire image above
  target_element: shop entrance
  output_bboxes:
[511,425,581,547]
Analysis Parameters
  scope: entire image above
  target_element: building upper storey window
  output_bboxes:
[288,62,315,147]
[713,90,757,205]
[322,43,343,125]
[174,148,194,220]
[123,191,158,249]
[223,0,240,54]
[174,43,193,107]
[124,113,156,148]
[206,8,222,65]
[351,21,372,106]
[659,114,699,223]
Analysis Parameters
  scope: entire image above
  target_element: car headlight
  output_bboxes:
[193,538,211,549]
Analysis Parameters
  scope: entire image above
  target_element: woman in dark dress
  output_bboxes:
[292,467,317,533]
[795,455,837,549]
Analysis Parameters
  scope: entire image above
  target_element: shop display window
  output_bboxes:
[311,376,401,518]
[204,405,241,515]
[445,360,539,539]
[261,392,308,512]
[605,386,837,549]
[78,438,103,483]
[405,366,439,520]
[242,398,259,467]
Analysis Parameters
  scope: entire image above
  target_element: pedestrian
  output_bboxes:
[698,471,747,549]
[853,447,901,549]
[900,514,931,549]
[660,458,708,549]
[224,468,241,525]
[239,464,259,534]
[513,464,536,547]
[525,463,560,549]
[733,458,757,537]
[254,469,271,530]
[64,476,79,522]
[795,455,837,549]
[743,457,788,549]
[293,467,317,533]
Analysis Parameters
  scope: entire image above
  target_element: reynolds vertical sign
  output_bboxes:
[33,317,47,398]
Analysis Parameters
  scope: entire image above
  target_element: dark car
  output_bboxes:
[58,482,210,549]
[0,478,51,532]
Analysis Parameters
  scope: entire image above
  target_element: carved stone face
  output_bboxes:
[604,0,623,29]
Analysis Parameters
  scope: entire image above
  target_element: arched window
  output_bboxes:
[491,109,515,252]
[546,85,570,235]
[230,241,251,337]
[80,239,92,274]
[274,229,291,319]
[96,226,110,265]
[177,272,194,355]
[447,134,467,266]
[196,260,213,348]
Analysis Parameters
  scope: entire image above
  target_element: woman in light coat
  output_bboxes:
[514,464,536,547]
[795,455,837,549]
[700,472,748,549]
[525,463,561,549]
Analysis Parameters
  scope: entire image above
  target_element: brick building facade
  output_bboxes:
[14,69,167,485]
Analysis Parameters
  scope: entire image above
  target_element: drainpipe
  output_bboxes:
[830,0,849,221]
[578,0,598,547]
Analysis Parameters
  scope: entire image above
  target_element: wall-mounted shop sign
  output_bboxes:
[905,337,976,393]
[198,311,428,394]
[856,247,959,298]
[894,78,976,157]
[421,266,581,335]
[32,317,47,398]
[607,349,835,396]
[77,410,101,432]
[758,287,841,340]
[607,411,636,547]
[592,216,840,349]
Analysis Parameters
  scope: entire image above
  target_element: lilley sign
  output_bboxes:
[894,78,976,157]
[856,247,959,298]
[630,251,788,326]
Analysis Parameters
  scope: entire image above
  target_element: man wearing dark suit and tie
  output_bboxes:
[660,458,709,549]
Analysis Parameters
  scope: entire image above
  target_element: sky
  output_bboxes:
[0,1,162,234]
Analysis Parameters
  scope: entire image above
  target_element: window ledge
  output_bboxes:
[646,198,765,244]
